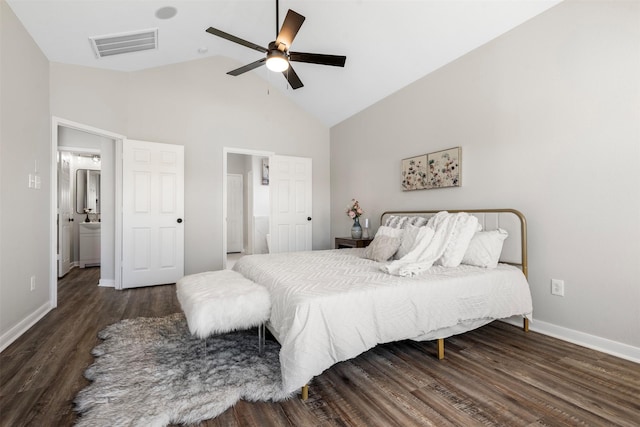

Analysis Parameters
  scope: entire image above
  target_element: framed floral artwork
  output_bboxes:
[401,147,461,191]
[427,147,461,189]
[401,154,427,191]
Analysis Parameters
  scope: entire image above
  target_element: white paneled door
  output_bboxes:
[122,140,184,288]
[227,173,244,253]
[269,155,312,253]
[57,151,73,277]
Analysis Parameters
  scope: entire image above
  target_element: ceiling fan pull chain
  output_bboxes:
[267,67,271,95]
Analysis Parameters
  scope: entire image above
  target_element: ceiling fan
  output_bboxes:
[205,0,346,89]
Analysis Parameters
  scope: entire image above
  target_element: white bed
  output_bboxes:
[233,209,533,395]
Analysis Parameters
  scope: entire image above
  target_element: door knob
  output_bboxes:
[307,217,312,221]
[177,218,183,223]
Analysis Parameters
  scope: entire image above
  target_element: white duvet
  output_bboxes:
[233,249,533,393]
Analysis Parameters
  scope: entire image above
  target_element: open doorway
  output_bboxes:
[222,149,314,269]
[50,118,124,308]
[57,147,103,279]
[223,148,273,269]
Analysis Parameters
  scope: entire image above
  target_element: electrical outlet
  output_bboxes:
[30,275,36,291]
[551,279,564,296]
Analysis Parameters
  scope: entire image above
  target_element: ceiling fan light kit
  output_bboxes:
[205,0,346,89]
[266,49,289,72]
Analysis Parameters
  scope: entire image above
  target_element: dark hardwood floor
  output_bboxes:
[1,267,638,426]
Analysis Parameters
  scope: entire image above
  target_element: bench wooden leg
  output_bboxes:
[437,338,444,360]
[523,317,529,332]
[301,385,309,401]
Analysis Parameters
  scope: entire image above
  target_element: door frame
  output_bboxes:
[56,149,74,277]
[50,117,125,306]
[226,173,244,254]
[222,147,273,269]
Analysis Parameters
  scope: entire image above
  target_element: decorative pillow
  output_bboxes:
[362,235,402,262]
[406,216,428,228]
[462,229,508,268]
[384,215,409,229]
[437,214,479,267]
[375,225,404,239]
[384,215,428,229]
[394,224,422,260]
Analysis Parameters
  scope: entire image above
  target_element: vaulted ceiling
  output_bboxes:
[6,0,561,126]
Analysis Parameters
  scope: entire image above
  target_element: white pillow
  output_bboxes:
[395,224,422,260]
[375,225,404,239]
[363,235,402,262]
[437,214,479,267]
[384,215,409,229]
[462,229,508,268]
[384,215,428,229]
[404,216,428,228]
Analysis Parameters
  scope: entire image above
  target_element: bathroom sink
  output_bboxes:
[80,222,101,230]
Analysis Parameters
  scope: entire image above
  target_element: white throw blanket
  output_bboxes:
[381,211,476,276]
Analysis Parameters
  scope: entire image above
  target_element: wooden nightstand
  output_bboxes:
[335,237,373,249]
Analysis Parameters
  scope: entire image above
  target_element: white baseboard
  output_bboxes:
[502,317,640,364]
[98,279,115,287]
[0,302,52,353]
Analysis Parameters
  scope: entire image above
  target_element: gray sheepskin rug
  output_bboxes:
[74,313,291,426]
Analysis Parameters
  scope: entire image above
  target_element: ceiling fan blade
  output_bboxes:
[282,65,304,90]
[289,52,346,67]
[206,27,268,53]
[227,58,266,76]
[276,10,305,49]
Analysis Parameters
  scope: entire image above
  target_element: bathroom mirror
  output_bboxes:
[76,169,101,214]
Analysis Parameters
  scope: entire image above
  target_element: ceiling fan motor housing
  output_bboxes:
[270,41,288,52]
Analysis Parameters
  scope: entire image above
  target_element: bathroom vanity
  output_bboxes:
[79,222,100,267]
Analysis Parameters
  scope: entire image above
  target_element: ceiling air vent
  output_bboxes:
[89,28,158,58]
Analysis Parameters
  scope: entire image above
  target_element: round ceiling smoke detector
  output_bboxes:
[155,6,178,20]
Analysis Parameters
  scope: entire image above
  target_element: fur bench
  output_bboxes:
[176,270,271,343]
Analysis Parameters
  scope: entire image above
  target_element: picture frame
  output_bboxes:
[427,147,461,189]
[401,154,427,191]
[401,147,461,191]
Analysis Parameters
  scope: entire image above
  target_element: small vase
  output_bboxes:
[351,217,363,239]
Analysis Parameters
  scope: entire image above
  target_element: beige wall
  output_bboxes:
[0,0,51,346]
[50,56,331,275]
[50,63,129,136]
[331,0,640,352]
